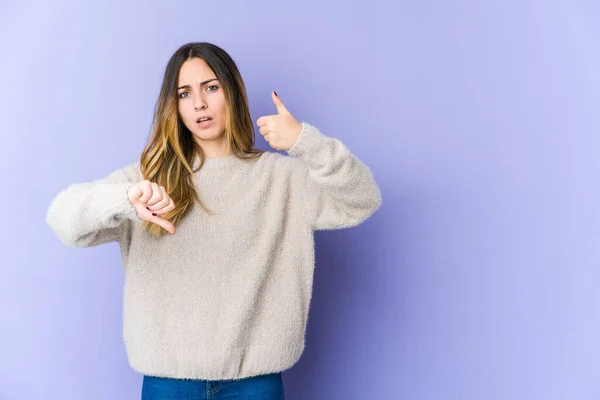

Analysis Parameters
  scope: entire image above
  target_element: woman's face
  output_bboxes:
[177,58,228,146]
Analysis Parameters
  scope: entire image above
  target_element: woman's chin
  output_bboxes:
[192,130,225,142]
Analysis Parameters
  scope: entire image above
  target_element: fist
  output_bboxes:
[127,180,176,234]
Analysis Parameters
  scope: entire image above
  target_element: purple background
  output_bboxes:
[2,0,600,399]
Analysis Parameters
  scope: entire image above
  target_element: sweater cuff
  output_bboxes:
[286,122,323,159]
[100,182,141,224]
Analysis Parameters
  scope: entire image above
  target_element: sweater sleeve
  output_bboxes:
[45,162,142,247]
[287,122,382,231]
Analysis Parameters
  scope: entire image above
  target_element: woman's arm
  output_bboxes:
[45,163,142,247]
[288,122,382,231]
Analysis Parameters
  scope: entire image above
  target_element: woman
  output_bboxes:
[46,42,382,399]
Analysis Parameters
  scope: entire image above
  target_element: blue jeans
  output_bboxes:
[141,372,285,399]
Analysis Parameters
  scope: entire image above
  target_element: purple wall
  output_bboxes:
[2,0,599,399]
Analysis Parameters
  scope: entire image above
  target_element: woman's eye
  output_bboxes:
[178,86,218,99]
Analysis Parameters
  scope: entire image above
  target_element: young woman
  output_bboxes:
[46,42,382,399]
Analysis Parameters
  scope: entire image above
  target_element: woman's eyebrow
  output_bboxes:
[177,78,218,90]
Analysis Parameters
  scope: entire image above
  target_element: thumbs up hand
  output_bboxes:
[256,91,302,151]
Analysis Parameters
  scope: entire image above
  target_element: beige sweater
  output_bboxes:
[46,122,382,380]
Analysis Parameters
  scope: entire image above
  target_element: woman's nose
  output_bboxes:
[194,94,207,110]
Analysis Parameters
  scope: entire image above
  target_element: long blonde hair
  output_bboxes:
[139,42,264,238]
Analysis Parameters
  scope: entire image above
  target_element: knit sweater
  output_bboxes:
[46,121,382,380]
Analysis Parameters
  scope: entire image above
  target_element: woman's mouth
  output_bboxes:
[196,117,213,128]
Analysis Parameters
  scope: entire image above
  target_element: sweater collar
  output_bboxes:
[191,153,247,171]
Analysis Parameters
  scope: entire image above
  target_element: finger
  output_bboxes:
[147,183,164,207]
[149,186,172,213]
[272,91,288,115]
[129,182,143,201]
[147,197,169,212]
[138,180,154,204]
[259,125,269,136]
[256,115,271,127]
[151,215,176,235]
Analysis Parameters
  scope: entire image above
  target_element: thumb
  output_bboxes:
[151,215,176,235]
[272,91,289,115]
